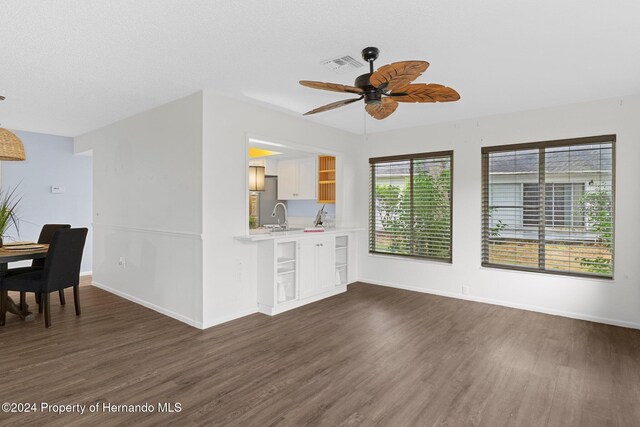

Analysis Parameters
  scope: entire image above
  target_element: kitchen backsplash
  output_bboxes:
[286,201,336,227]
[286,200,335,217]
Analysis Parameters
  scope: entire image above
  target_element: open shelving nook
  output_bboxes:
[335,235,348,286]
[276,241,297,303]
[318,155,336,204]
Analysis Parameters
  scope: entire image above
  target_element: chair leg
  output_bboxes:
[0,291,6,326]
[43,293,51,328]
[19,292,26,311]
[38,293,43,313]
[73,286,81,316]
[59,289,66,305]
[35,292,41,305]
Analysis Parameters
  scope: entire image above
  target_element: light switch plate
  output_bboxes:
[51,185,66,194]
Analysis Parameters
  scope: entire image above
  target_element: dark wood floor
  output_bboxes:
[1,281,639,426]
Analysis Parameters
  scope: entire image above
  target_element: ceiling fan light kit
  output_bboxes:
[300,46,460,120]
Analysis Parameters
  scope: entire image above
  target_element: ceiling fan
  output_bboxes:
[300,47,460,120]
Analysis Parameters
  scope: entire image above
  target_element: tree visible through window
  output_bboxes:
[370,151,453,261]
[482,136,614,278]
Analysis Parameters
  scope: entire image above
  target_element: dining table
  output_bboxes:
[0,243,49,321]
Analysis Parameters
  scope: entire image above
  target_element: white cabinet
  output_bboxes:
[255,232,353,316]
[277,157,317,200]
[299,236,335,298]
[296,157,317,199]
[276,160,298,199]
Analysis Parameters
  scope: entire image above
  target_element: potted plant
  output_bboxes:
[0,187,21,247]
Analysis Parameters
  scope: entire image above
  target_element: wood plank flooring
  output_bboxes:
[1,281,639,426]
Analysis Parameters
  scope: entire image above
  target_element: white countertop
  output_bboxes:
[235,227,364,242]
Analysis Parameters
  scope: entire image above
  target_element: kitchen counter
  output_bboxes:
[235,227,364,242]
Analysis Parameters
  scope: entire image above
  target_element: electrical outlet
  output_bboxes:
[462,285,470,295]
[118,256,127,268]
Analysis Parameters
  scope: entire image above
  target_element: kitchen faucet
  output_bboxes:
[272,203,288,230]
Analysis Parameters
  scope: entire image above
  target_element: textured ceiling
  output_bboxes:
[1,0,639,137]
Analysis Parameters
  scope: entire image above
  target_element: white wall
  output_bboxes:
[69,88,640,330]
[71,90,361,329]
[201,93,361,327]
[74,92,203,327]
[358,95,640,328]
[2,131,93,273]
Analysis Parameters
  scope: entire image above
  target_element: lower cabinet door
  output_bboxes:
[315,236,336,292]
[298,236,336,298]
[298,238,318,299]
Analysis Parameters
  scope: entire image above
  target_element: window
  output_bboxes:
[369,151,453,261]
[522,183,539,227]
[523,183,585,228]
[482,135,615,278]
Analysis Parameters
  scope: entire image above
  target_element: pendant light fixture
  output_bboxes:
[248,165,265,192]
[0,96,26,161]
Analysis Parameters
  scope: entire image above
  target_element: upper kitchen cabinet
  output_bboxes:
[277,157,317,200]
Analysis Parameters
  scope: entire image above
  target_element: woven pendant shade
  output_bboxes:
[0,128,26,161]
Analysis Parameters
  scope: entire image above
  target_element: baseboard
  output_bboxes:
[259,286,347,316]
[202,307,259,329]
[80,271,92,276]
[91,281,203,329]
[358,278,640,330]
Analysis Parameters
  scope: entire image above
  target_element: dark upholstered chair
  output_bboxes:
[35,224,72,258]
[0,228,88,328]
[14,224,70,309]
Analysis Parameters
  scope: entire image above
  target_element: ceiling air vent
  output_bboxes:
[322,55,364,74]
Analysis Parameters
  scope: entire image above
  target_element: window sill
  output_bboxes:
[480,263,614,281]
[368,252,453,265]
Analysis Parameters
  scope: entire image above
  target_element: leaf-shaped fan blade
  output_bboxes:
[369,61,429,91]
[299,80,363,95]
[303,97,363,116]
[389,84,461,103]
[365,98,399,120]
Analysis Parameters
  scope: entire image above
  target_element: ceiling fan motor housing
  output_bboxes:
[355,73,382,105]
[364,90,382,105]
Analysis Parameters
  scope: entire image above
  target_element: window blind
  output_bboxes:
[481,135,615,278]
[370,151,453,261]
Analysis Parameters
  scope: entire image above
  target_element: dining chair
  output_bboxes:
[0,228,88,328]
[14,224,70,310]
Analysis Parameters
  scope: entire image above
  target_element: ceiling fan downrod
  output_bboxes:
[357,47,382,105]
[361,46,379,73]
